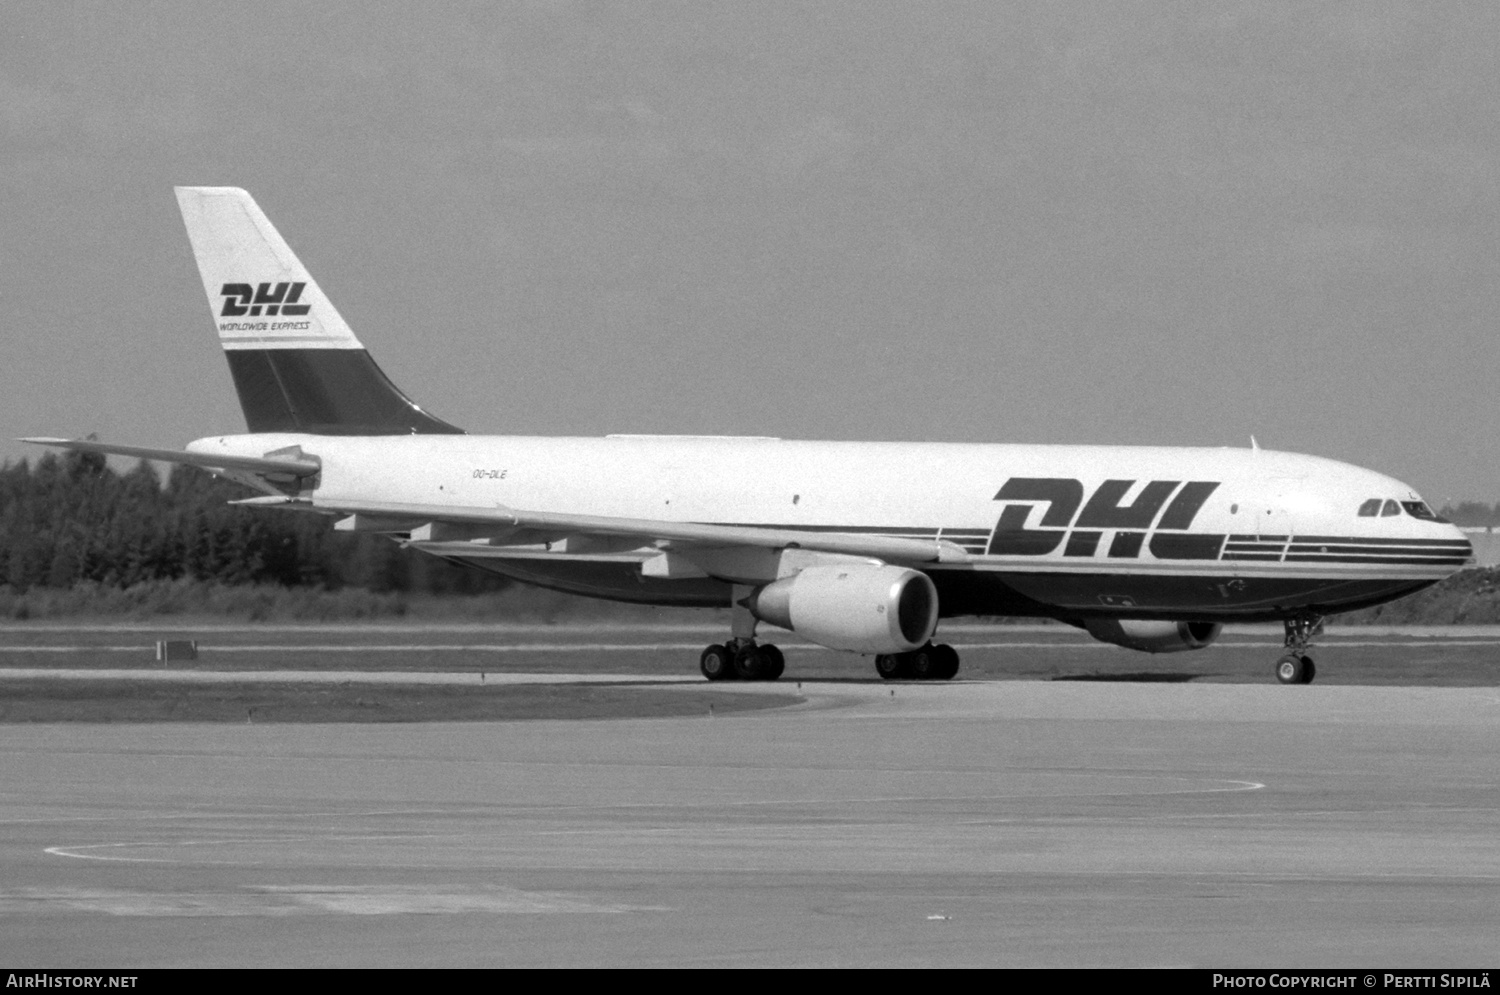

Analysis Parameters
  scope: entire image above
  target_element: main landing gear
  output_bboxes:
[700,639,785,682]
[1275,615,1323,685]
[875,642,961,681]
[696,586,962,682]
[701,588,787,682]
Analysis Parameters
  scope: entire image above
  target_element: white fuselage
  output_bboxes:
[189,432,1472,621]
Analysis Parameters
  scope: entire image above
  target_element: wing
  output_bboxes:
[21,437,969,565]
[305,497,972,565]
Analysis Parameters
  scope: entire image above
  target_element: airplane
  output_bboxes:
[24,187,1474,685]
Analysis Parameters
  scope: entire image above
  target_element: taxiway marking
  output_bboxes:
[46,832,445,863]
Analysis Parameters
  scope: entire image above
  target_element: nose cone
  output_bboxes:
[1339,463,1474,570]
[1391,486,1474,567]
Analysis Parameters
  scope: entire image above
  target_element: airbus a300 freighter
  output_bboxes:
[26,188,1474,684]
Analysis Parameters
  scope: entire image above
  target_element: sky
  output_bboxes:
[2,1,1497,502]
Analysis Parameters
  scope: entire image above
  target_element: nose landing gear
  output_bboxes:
[1275,616,1323,685]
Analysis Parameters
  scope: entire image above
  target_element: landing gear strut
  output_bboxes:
[1275,615,1323,685]
[875,642,960,681]
[700,588,786,682]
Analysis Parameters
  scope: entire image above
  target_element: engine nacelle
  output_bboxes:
[746,564,939,655]
[1082,619,1222,654]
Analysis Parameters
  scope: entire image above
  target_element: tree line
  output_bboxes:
[0,450,508,594]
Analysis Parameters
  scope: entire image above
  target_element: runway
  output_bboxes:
[3,621,1499,684]
[1,668,1498,966]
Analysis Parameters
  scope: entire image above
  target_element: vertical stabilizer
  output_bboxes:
[175,186,462,435]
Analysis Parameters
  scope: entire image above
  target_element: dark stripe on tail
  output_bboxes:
[226,349,463,435]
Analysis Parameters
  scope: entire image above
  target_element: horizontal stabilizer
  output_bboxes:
[19,438,321,478]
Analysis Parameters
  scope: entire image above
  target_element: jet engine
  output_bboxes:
[745,564,938,655]
[1082,619,1222,654]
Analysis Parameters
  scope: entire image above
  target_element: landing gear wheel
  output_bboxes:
[876,653,910,680]
[931,643,960,680]
[733,645,767,681]
[900,643,962,680]
[700,644,736,681]
[909,646,940,679]
[1277,615,1324,685]
[760,644,785,681]
[1275,654,1308,685]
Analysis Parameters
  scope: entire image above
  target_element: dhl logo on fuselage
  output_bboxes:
[220,282,310,318]
[990,477,1222,559]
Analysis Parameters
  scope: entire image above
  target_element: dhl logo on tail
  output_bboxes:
[220,282,310,317]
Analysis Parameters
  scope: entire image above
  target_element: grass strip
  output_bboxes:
[0,679,801,723]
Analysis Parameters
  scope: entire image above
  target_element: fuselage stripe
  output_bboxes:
[1283,555,1470,565]
[693,524,1469,568]
[1290,535,1472,547]
[1284,548,1469,555]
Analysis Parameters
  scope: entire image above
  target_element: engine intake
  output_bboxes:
[1082,619,1222,654]
[746,564,938,655]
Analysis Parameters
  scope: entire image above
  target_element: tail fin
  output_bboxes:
[174,186,462,435]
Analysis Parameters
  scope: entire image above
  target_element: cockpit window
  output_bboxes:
[1402,501,1448,523]
[1358,497,1444,521]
